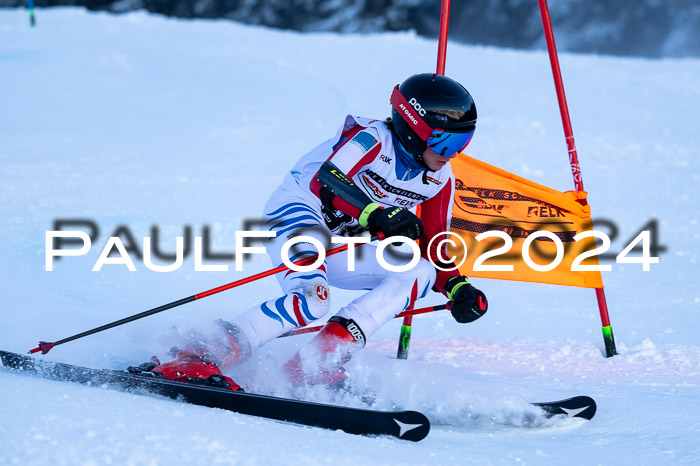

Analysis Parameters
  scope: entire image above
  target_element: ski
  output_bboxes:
[534,396,597,420]
[0,350,430,442]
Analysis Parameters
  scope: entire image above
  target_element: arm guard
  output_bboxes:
[315,161,376,221]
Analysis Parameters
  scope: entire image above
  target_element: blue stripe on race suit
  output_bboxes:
[288,249,320,263]
[274,296,299,327]
[266,206,322,224]
[275,222,321,237]
[260,301,284,327]
[293,292,317,323]
[402,297,410,312]
[268,214,322,232]
[420,281,431,299]
[265,202,317,218]
[276,251,323,268]
[290,273,327,281]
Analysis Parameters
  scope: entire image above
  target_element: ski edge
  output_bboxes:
[0,350,429,442]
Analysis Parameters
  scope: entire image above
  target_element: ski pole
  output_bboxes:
[278,303,449,338]
[29,243,353,355]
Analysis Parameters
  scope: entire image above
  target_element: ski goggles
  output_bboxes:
[391,84,475,157]
[426,128,475,157]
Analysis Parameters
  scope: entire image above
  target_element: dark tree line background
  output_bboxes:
[3,0,699,58]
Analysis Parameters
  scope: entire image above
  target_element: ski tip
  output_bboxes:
[391,410,430,442]
[534,395,597,421]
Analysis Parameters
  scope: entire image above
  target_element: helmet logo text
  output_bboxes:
[399,103,419,126]
[409,97,427,117]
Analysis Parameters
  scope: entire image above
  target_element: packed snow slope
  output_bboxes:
[1,7,700,465]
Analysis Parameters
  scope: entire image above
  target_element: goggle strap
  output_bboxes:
[390,85,434,141]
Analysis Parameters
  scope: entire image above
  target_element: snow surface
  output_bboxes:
[1,7,700,465]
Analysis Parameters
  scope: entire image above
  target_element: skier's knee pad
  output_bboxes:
[290,282,331,322]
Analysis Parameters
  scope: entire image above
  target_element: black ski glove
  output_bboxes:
[445,276,488,323]
[359,203,423,240]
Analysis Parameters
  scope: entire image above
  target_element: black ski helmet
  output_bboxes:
[390,73,477,164]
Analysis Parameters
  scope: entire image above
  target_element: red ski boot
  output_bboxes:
[145,320,250,391]
[151,350,242,391]
[282,316,366,388]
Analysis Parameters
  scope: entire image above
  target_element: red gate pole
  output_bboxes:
[396,0,452,360]
[436,0,451,75]
[537,0,617,357]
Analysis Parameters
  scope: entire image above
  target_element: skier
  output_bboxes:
[149,73,489,391]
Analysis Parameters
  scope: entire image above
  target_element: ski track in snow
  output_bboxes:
[1,7,700,465]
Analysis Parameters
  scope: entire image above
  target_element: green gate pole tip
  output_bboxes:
[602,325,617,358]
[27,0,36,27]
[397,325,412,360]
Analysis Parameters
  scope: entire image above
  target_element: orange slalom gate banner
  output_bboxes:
[446,154,603,288]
